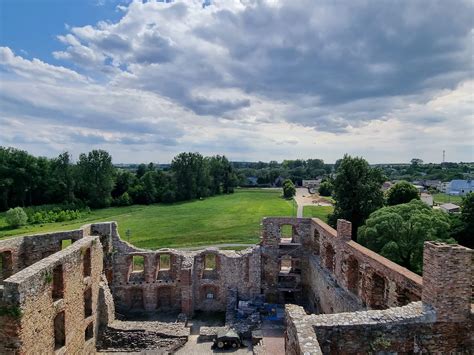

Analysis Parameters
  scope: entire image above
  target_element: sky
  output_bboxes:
[0,0,473,164]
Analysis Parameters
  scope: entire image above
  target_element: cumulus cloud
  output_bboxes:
[0,0,473,162]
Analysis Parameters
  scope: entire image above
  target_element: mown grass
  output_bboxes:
[0,189,294,249]
[432,193,463,204]
[302,205,334,223]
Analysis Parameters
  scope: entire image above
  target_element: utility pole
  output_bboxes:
[442,150,445,163]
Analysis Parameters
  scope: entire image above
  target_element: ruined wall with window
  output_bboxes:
[285,241,473,354]
[0,229,84,288]
[0,232,107,354]
[106,224,261,316]
[301,218,422,314]
[260,218,309,304]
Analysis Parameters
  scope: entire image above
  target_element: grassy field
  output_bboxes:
[0,189,295,249]
[433,193,463,204]
[302,205,334,223]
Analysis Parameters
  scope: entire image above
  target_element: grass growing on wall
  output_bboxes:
[0,189,295,249]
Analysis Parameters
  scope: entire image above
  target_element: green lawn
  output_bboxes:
[433,193,463,204]
[0,189,295,249]
[302,205,334,223]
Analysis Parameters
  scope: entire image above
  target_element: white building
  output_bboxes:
[420,193,433,207]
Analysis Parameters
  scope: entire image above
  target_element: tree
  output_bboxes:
[318,181,333,196]
[410,158,423,166]
[6,207,28,227]
[136,164,147,179]
[76,150,115,208]
[386,181,420,206]
[450,192,474,248]
[171,152,210,200]
[328,155,385,240]
[112,170,136,199]
[358,200,454,274]
[140,171,158,204]
[283,179,296,199]
[208,155,236,194]
[50,152,75,203]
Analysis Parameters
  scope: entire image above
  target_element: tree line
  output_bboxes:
[233,159,331,186]
[0,147,237,211]
[327,155,473,273]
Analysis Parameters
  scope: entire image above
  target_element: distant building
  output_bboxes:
[439,182,449,193]
[422,180,442,189]
[302,179,322,189]
[440,203,461,214]
[413,184,425,193]
[420,193,433,207]
[446,180,474,196]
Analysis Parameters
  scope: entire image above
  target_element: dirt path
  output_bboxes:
[294,187,333,218]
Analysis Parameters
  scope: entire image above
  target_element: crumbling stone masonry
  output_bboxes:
[282,218,473,354]
[0,217,472,353]
[106,222,261,315]
[0,229,109,353]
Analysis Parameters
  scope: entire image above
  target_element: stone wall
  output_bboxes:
[0,229,85,286]
[0,234,104,354]
[285,241,473,354]
[102,223,261,315]
[261,217,422,313]
[261,217,311,304]
[309,218,422,312]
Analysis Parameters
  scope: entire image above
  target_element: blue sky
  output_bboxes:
[1,0,126,64]
[0,0,472,163]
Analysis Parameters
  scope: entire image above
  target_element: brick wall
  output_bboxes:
[0,229,84,286]
[261,217,422,312]
[0,234,104,354]
[285,241,473,354]
[103,223,261,316]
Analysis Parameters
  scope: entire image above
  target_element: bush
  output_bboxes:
[26,207,90,224]
[115,192,132,206]
[5,207,28,227]
[283,179,296,199]
[386,181,420,206]
[318,181,333,196]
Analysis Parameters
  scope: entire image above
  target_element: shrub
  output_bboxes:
[115,192,132,206]
[386,181,420,206]
[318,181,333,196]
[283,179,296,199]
[5,207,28,227]
[26,207,90,225]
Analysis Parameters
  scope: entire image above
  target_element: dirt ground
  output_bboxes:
[176,335,253,355]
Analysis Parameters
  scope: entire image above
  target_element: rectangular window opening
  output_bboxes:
[61,239,73,250]
[204,254,216,270]
[280,225,293,239]
[84,288,92,317]
[54,311,65,350]
[132,255,144,272]
[280,256,292,273]
[83,248,91,277]
[52,264,64,301]
[0,251,14,281]
[159,254,170,271]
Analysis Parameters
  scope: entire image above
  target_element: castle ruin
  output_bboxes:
[0,217,472,353]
